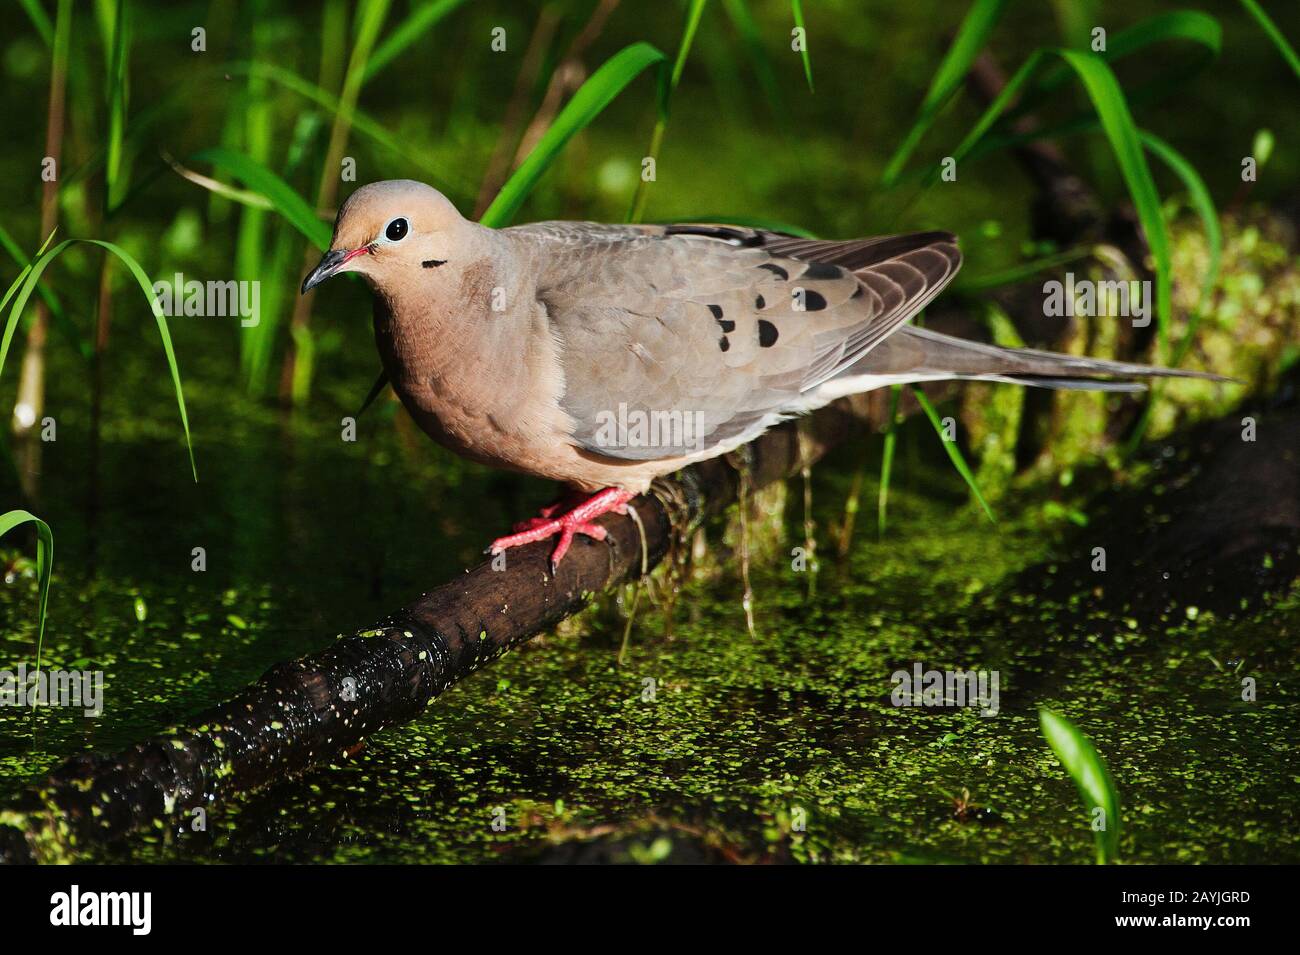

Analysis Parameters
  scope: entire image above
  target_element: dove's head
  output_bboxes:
[301,180,475,295]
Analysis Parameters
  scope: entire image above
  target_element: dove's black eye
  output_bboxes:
[384,217,409,242]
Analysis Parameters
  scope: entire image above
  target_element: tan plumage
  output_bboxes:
[302,180,1223,565]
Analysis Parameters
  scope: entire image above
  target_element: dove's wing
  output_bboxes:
[506,222,960,460]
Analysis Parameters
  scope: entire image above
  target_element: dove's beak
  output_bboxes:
[301,246,370,294]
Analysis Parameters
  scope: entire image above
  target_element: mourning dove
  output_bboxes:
[302,180,1220,568]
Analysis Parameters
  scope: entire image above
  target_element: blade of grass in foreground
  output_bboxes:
[939,50,1174,361]
[879,0,1009,186]
[1239,0,1300,79]
[364,0,469,83]
[192,147,331,250]
[721,0,783,115]
[225,61,472,195]
[1039,708,1121,864]
[951,246,1094,294]
[2,240,197,480]
[0,226,85,357]
[877,383,902,538]
[912,386,994,523]
[0,230,58,314]
[790,0,813,92]
[1122,130,1223,457]
[104,0,131,214]
[482,42,667,228]
[952,13,1220,168]
[1062,51,1171,359]
[0,509,53,705]
[628,1,708,223]
[1005,11,1221,124]
[1143,132,1221,364]
[18,0,54,45]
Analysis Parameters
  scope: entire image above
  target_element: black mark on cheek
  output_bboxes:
[422,259,448,268]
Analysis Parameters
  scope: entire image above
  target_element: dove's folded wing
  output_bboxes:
[508,222,960,460]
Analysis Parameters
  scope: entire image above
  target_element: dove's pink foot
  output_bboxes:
[510,491,586,531]
[490,487,636,570]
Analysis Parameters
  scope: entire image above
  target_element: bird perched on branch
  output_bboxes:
[302,179,1220,570]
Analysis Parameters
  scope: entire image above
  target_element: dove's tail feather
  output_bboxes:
[812,324,1230,402]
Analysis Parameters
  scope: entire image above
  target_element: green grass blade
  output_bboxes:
[670,0,709,94]
[18,0,55,45]
[1010,11,1221,119]
[790,0,813,92]
[939,50,1173,360]
[1,262,36,318]
[0,510,54,704]
[84,240,196,481]
[193,147,331,250]
[721,0,783,114]
[1039,708,1121,864]
[2,239,197,480]
[1058,50,1171,360]
[0,229,59,318]
[880,0,1009,186]
[943,50,1048,175]
[1122,131,1223,457]
[628,3,707,222]
[482,42,667,228]
[924,14,1219,181]
[1140,131,1220,365]
[104,0,131,213]
[0,225,88,361]
[365,0,469,83]
[912,386,994,523]
[952,246,1093,293]
[225,61,472,195]
[1239,0,1300,79]
[877,383,902,538]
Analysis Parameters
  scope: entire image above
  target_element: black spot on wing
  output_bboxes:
[801,261,842,280]
[758,262,789,280]
[663,224,766,246]
[755,294,766,309]
[758,320,779,348]
[801,289,828,311]
[707,303,735,333]
[719,336,731,352]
